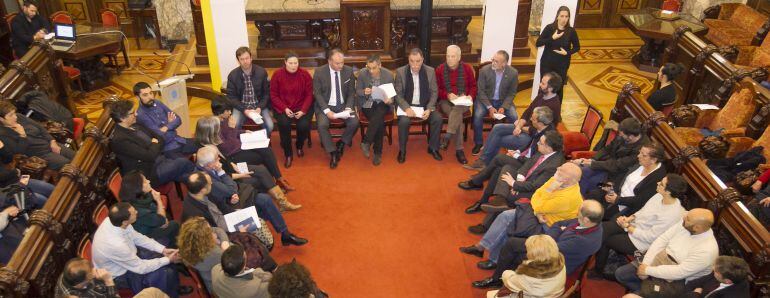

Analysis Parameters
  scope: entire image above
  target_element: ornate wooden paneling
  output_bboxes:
[61,0,90,22]
[576,0,651,28]
[103,0,129,20]
[0,42,69,108]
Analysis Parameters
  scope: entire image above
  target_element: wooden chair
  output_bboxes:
[6,13,18,59]
[356,107,394,145]
[100,8,124,74]
[562,105,603,158]
[186,266,213,298]
[50,11,74,25]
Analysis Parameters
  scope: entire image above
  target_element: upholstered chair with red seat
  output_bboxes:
[562,105,603,158]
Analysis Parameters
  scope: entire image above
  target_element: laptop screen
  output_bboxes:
[54,23,75,41]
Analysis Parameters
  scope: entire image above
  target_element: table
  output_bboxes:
[128,7,162,50]
[621,8,708,72]
[54,24,129,90]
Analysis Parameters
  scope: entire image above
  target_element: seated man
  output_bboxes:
[193,146,307,246]
[472,200,604,289]
[466,73,561,170]
[92,202,191,297]
[0,101,75,170]
[615,208,719,294]
[472,50,518,155]
[572,117,648,197]
[226,47,274,133]
[211,243,273,298]
[10,1,49,57]
[55,257,119,298]
[393,48,443,163]
[109,100,195,188]
[134,82,190,157]
[459,163,583,272]
[436,45,477,164]
[460,113,561,216]
[312,48,360,169]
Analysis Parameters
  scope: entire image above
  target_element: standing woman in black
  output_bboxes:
[536,6,580,100]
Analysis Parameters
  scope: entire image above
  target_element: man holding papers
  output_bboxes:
[394,48,443,163]
[356,54,395,166]
[436,45,477,165]
[473,50,519,155]
[313,48,360,169]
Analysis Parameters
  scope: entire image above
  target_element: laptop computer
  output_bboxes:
[50,23,76,51]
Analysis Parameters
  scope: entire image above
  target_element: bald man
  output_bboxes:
[615,208,719,294]
[472,200,605,289]
[436,45,477,164]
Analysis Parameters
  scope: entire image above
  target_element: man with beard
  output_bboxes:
[614,208,719,295]
[134,82,190,158]
[10,1,49,57]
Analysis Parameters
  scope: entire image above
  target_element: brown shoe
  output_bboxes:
[276,177,296,192]
[268,186,301,211]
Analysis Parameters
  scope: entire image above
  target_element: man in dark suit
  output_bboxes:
[225,47,273,133]
[472,50,519,155]
[312,48,360,169]
[10,1,49,58]
[108,100,195,188]
[680,256,750,298]
[393,48,443,163]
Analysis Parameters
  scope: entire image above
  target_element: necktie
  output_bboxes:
[334,71,342,106]
[525,155,547,179]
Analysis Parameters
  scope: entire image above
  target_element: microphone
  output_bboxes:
[154,51,192,76]
[134,57,162,89]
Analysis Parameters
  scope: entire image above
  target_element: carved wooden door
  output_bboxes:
[340,0,391,55]
[576,0,653,28]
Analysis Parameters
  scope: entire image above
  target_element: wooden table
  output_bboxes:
[621,8,708,72]
[128,7,162,50]
[54,24,129,90]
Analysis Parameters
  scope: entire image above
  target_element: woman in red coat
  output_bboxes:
[270,52,314,168]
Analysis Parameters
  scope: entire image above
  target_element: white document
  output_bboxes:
[223,206,261,233]
[245,110,264,124]
[396,106,425,117]
[492,113,506,120]
[372,83,397,100]
[692,104,719,110]
[333,110,353,119]
[236,162,249,174]
[451,95,473,106]
[240,130,270,150]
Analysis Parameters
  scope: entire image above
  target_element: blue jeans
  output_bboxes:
[233,108,274,135]
[114,264,180,298]
[479,209,517,263]
[27,179,54,208]
[579,165,608,198]
[615,262,642,292]
[251,193,287,234]
[473,100,517,145]
[480,124,533,163]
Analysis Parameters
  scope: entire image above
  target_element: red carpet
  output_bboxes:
[181,127,626,297]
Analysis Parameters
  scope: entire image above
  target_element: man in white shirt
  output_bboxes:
[92,202,190,297]
[614,208,719,293]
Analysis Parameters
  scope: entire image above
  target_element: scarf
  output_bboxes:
[443,62,465,95]
[404,66,430,107]
[129,192,157,210]
[515,255,565,279]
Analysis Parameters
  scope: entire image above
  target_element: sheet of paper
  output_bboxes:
[451,95,473,106]
[692,104,718,110]
[236,162,249,174]
[396,106,425,117]
[333,110,353,119]
[240,129,270,150]
[492,113,506,120]
[373,83,397,99]
[245,110,264,124]
[223,206,261,233]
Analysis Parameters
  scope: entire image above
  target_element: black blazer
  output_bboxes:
[226,65,271,111]
[591,135,650,175]
[313,64,356,111]
[110,124,164,186]
[611,164,667,216]
[511,151,565,195]
[684,274,750,298]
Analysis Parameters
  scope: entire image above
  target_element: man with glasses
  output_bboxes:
[472,50,519,155]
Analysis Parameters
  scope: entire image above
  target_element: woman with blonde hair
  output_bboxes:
[488,235,566,298]
[177,217,230,291]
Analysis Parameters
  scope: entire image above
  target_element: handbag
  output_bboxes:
[14,155,47,180]
[228,230,277,272]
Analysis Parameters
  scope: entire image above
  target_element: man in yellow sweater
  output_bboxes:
[532,163,583,227]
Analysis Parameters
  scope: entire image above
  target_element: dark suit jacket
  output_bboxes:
[611,164,667,216]
[591,135,650,175]
[226,65,271,111]
[110,124,164,186]
[195,165,239,214]
[355,67,395,109]
[181,194,224,228]
[393,64,438,111]
[511,151,565,195]
[476,64,518,109]
[684,274,750,298]
[313,64,356,111]
[546,219,603,274]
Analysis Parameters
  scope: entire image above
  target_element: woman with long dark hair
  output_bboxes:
[535,6,580,99]
[118,170,180,247]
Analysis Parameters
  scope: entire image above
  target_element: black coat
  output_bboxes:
[591,135,650,175]
[684,274,750,298]
[512,151,565,195]
[110,124,164,186]
[610,164,667,217]
[226,65,271,111]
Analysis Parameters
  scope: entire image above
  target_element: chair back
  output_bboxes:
[93,201,108,225]
[661,0,681,12]
[78,235,92,261]
[108,170,122,201]
[50,11,74,24]
[100,8,120,27]
[5,13,16,32]
[580,105,603,146]
[187,265,213,297]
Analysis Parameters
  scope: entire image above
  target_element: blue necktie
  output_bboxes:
[334,71,342,106]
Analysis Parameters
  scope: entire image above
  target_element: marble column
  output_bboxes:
[154,0,194,41]
[681,0,746,19]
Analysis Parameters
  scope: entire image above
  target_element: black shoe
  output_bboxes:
[428,149,443,161]
[480,203,510,213]
[472,144,483,155]
[336,140,345,158]
[397,151,406,163]
[281,233,309,246]
[472,277,502,289]
[465,202,482,214]
[284,156,293,168]
[477,260,497,270]
[458,180,482,190]
[297,148,304,157]
[456,150,468,165]
[330,153,339,169]
[178,285,194,295]
[459,245,484,258]
[468,224,486,235]
[373,154,382,166]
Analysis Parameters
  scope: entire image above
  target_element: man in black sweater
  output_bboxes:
[11,1,49,57]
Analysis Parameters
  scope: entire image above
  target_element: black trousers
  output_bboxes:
[236,164,277,192]
[229,148,283,179]
[362,103,390,155]
[275,112,312,157]
[397,111,442,152]
[492,236,528,279]
[595,220,637,272]
[471,154,523,204]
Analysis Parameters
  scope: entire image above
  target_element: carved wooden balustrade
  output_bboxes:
[613,82,770,297]
[0,43,70,110]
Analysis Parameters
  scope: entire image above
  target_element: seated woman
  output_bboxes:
[586,142,667,220]
[0,101,74,170]
[590,174,688,279]
[647,63,682,111]
[195,117,300,211]
[486,235,566,298]
[119,171,180,247]
[210,98,294,192]
[177,216,230,292]
[270,52,314,168]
